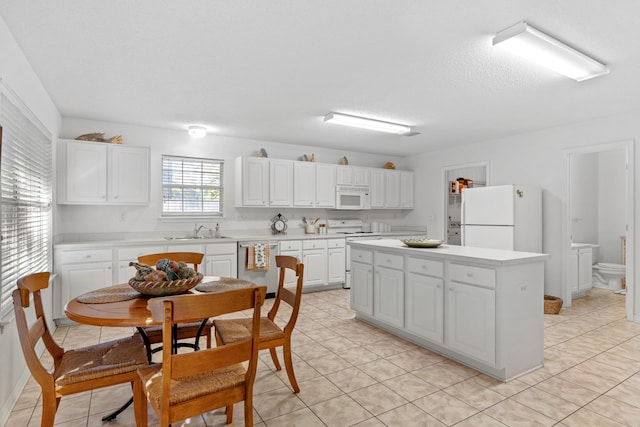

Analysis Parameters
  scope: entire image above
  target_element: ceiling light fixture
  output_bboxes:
[324,112,411,134]
[492,21,609,82]
[187,125,207,138]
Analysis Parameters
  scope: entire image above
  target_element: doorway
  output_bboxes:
[564,140,635,320]
[442,162,489,245]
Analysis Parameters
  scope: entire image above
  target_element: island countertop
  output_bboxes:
[348,239,549,266]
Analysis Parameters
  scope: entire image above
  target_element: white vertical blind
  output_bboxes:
[0,83,53,318]
[162,155,224,216]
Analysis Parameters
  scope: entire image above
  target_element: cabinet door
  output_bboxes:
[336,166,353,185]
[400,171,414,209]
[370,169,386,208]
[206,254,237,278]
[578,248,593,290]
[327,247,346,284]
[269,159,293,206]
[302,248,326,286]
[108,146,150,203]
[63,262,114,307]
[64,141,108,203]
[406,273,444,343]
[351,261,373,314]
[569,249,579,293]
[240,157,269,206]
[446,282,496,365]
[293,162,315,207]
[374,266,404,328]
[315,163,336,207]
[386,170,401,208]
[353,167,370,186]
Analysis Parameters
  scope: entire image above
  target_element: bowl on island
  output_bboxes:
[401,239,444,248]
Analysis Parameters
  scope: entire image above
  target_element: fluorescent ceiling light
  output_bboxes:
[188,125,207,138]
[324,112,411,134]
[493,21,609,82]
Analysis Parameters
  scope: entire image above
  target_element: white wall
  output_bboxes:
[0,16,61,427]
[570,152,599,244]
[402,113,637,316]
[598,149,627,264]
[59,118,410,238]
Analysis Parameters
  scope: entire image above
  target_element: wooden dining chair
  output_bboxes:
[136,252,212,352]
[214,255,304,393]
[134,286,266,427]
[13,272,149,427]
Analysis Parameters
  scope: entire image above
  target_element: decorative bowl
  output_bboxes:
[128,273,203,296]
[402,239,444,248]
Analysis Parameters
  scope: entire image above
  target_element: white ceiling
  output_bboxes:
[2,0,640,156]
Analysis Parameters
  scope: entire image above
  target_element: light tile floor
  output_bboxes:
[7,287,640,426]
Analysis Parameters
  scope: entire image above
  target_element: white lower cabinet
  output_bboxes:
[327,238,346,284]
[406,272,444,343]
[205,243,237,278]
[279,240,302,287]
[302,240,327,287]
[446,281,496,365]
[374,251,405,328]
[570,246,593,293]
[55,248,114,319]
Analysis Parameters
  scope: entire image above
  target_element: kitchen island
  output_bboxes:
[349,239,549,382]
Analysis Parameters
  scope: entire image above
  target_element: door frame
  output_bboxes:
[563,140,635,320]
[442,161,490,243]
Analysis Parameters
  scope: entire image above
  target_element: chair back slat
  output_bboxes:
[170,339,252,378]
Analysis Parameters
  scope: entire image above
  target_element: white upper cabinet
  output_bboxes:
[400,171,414,208]
[336,165,370,186]
[57,139,149,205]
[235,156,269,206]
[385,170,401,208]
[315,163,336,207]
[269,159,293,206]
[293,161,316,207]
[370,169,386,208]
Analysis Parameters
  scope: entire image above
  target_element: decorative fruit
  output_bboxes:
[167,260,180,273]
[155,259,171,271]
[147,270,167,282]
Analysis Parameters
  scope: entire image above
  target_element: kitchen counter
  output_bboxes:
[349,239,547,381]
[54,230,427,249]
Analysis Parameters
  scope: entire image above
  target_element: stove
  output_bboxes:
[326,219,382,289]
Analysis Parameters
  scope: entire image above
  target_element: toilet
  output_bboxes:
[592,262,626,291]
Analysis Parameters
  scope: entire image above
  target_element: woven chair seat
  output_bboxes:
[214,317,284,344]
[138,363,246,407]
[55,334,148,386]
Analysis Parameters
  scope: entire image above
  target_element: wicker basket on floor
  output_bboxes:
[544,295,563,314]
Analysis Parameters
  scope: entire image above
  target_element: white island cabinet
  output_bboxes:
[349,239,548,382]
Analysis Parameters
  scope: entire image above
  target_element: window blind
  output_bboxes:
[0,85,53,319]
[162,155,224,216]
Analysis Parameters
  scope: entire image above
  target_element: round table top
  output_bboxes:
[64,277,255,328]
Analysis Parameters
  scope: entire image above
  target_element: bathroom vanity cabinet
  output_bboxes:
[570,244,593,296]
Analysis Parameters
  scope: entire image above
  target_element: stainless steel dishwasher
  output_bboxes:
[237,241,279,295]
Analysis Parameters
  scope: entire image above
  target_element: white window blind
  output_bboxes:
[162,155,224,216]
[0,85,53,319]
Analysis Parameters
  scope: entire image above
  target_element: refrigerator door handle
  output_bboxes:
[460,198,465,245]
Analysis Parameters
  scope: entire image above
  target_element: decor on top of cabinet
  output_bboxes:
[340,156,348,165]
[258,148,268,158]
[384,161,396,170]
[75,132,123,144]
[300,153,315,162]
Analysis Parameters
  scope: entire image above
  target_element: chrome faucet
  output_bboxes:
[193,224,207,238]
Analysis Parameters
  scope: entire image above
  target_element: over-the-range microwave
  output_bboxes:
[335,185,371,210]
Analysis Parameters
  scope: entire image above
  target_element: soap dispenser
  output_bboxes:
[214,223,221,238]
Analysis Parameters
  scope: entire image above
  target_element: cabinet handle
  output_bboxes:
[466,273,473,278]
[86,255,92,259]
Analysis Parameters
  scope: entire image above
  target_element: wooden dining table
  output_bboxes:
[64,276,256,421]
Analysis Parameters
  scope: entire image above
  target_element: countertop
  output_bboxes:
[349,239,549,266]
[54,230,428,249]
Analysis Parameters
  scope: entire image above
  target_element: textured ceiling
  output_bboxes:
[1,0,640,156]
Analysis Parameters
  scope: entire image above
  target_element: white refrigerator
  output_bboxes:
[461,184,542,252]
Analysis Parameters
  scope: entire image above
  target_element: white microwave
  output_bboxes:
[336,185,371,210]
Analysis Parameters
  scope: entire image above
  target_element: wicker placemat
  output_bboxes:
[195,277,256,293]
[76,285,141,304]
